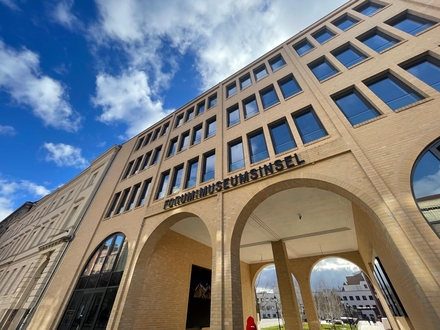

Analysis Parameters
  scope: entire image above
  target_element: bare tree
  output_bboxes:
[313,275,344,320]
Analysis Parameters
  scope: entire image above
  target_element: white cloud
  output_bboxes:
[50,0,83,31]
[43,142,89,169]
[313,258,360,272]
[0,0,19,11]
[92,70,172,137]
[0,125,16,136]
[413,166,440,198]
[0,40,81,131]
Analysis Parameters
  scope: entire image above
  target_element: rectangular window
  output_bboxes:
[131,156,143,175]
[240,73,252,89]
[170,165,184,194]
[227,104,240,127]
[354,1,384,16]
[226,82,237,97]
[156,171,170,199]
[197,101,205,115]
[136,179,151,207]
[141,151,151,170]
[333,89,379,125]
[332,14,359,31]
[293,108,327,143]
[366,74,423,110]
[185,159,199,189]
[278,74,301,99]
[143,133,152,146]
[309,57,338,81]
[260,85,279,109]
[205,116,216,138]
[357,29,398,53]
[254,64,268,81]
[332,44,367,68]
[186,108,194,122]
[150,146,161,165]
[312,26,335,44]
[115,188,130,215]
[179,131,190,151]
[269,54,286,72]
[123,161,134,179]
[126,183,141,211]
[202,152,215,182]
[248,130,269,163]
[387,12,434,35]
[403,57,440,92]
[152,128,160,141]
[106,192,121,217]
[192,125,203,145]
[293,39,314,56]
[167,138,178,157]
[269,120,296,154]
[243,95,260,118]
[135,137,145,151]
[229,140,245,171]
[161,122,169,136]
[208,94,217,108]
[175,114,184,128]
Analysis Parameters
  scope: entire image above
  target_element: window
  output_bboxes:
[192,125,202,145]
[349,296,354,300]
[175,114,184,128]
[156,171,170,199]
[150,146,161,165]
[226,82,237,97]
[135,137,144,151]
[227,104,240,127]
[208,94,217,108]
[387,12,434,35]
[248,130,269,163]
[115,188,130,215]
[254,64,268,81]
[186,108,194,122]
[185,159,199,189]
[293,39,314,56]
[167,138,178,157]
[369,295,374,300]
[357,29,398,53]
[260,86,279,109]
[137,179,151,207]
[333,89,379,125]
[412,139,440,237]
[269,120,296,154]
[205,116,216,138]
[131,156,143,175]
[229,140,245,172]
[197,101,205,116]
[332,44,367,68]
[354,1,384,16]
[126,183,141,211]
[309,57,338,81]
[179,131,190,151]
[403,57,440,92]
[161,122,169,136]
[123,161,134,179]
[202,152,215,182]
[269,54,286,72]
[170,165,184,194]
[366,74,423,110]
[143,133,152,146]
[278,74,301,99]
[312,27,335,44]
[363,296,367,300]
[332,14,359,31]
[141,151,151,170]
[152,128,160,141]
[243,95,260,118]
[240,73,252,89]
[343,296,348,301]
[293,108,327,144]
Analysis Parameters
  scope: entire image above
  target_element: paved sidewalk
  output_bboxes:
[358,320,386,330]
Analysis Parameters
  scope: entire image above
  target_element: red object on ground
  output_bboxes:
[246,316,257,330]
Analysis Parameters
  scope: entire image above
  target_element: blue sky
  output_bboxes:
[0,0,349,220]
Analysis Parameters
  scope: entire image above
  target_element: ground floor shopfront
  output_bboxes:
[27,145,440,330]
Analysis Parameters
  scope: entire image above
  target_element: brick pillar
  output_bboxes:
[271,240,302,330]
[296,275,320,330]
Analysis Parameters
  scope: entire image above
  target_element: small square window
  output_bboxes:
[175,114,184,128]
[208,94,217,108]
[197,101,205,116]
[332,14,359,31]
[240,73,252,89]
[269,54,286,72]
[365,74,423,110]
[332,44,367,68]
[243,96,259,118]
[186,108,194,122]
[226,82,237,98]
[354,1,384,16]
[309,57,338,81]
[278,74,301,99]
[312,27,336,44]
[386,12,435,35]
[205,116,216,138]
[254,64,268,81]
[191,125,202,145]
[179,131,190,151]
[333,89,379,125]
[358,29,398,53]
[248,130,269,163]
[259,86,279,109]
[227,104,240,127]
[292,108,327,144]
[402,56,440,92]
[293,39,314,56]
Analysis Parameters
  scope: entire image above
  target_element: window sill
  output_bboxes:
[316,34,338,46]
[394,97,433,113]
[262,102,280,112]
[339,19,364,33]
[244,112,260,121]
[353,114,386,128]
[318,71,343,83]
[413,22,440,37]
[378,39,408,55]
[283,90,304,102]
[227,122,241,129]
[347,56,373,70]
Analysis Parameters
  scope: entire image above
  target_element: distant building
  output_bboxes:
[257,291,283,320]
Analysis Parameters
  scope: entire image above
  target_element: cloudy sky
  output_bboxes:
[0,0,350,220]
